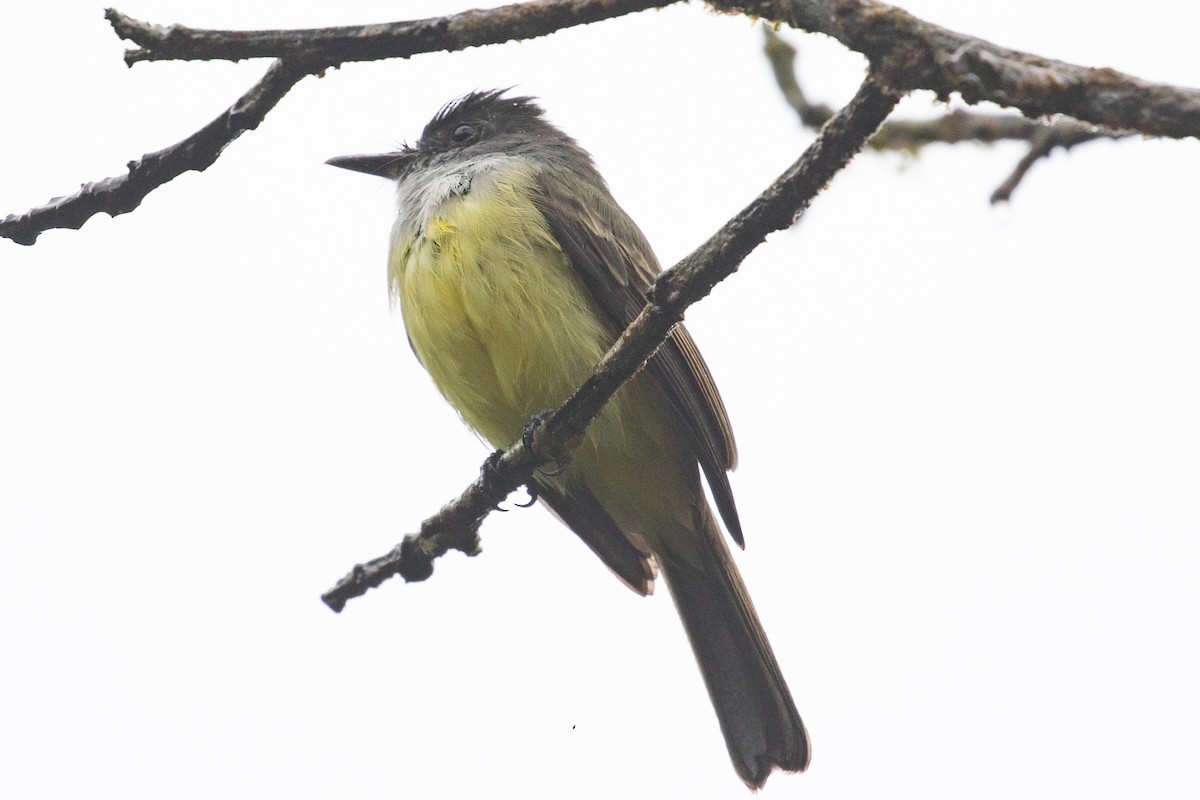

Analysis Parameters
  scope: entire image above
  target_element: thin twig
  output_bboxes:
[990,126,1057,204]
[0,60,307,246]
[321,73,902,612]
[762,26,836,129]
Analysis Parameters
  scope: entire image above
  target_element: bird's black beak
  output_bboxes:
[325,152,410,178]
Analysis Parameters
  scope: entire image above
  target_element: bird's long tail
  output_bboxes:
[656,506,810,788]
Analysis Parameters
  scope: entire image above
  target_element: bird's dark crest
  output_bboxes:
[421,89,548,145]
[429,88,542,126]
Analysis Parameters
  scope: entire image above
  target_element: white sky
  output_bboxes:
[2,1,1198,798]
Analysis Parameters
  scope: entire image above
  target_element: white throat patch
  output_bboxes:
[392,154,530,238]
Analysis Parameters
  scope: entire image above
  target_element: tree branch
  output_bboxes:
[0,60,307,246]
[6,0,1196,244]
[107,0,672,65]
[761,26,1133,201]
[321,73,901,612]
[1,0,674,246]
[733,0,1200,140]
[103,0,1200,141]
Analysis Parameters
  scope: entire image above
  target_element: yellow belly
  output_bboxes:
[391,170,615,450]
[388,165,696,541]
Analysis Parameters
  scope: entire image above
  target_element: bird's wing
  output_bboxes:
[533,479,657,595]
[533,168,744,546]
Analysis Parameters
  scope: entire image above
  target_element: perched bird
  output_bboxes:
[328,90,808,787]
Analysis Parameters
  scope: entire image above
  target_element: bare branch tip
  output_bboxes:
[105,8,137,38]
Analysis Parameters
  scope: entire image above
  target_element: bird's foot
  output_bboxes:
[523,409,572,477]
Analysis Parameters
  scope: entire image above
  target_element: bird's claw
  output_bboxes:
[522,409,572,477]
[514,484,539,508]
[480,450,510,511]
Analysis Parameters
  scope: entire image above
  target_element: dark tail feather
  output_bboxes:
[657,507,809,788]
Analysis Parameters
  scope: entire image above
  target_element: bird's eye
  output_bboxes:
[452,124,477,143]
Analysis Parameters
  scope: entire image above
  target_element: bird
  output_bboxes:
[327,89,809,788]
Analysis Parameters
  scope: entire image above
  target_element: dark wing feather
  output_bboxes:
[534,479,657,595]
[533,168,744,547]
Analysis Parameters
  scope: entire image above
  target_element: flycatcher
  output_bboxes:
[328,90,808,788]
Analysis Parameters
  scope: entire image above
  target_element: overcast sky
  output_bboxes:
[3,1,1198,798]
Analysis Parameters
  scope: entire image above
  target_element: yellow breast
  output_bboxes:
[388,163,618,452]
